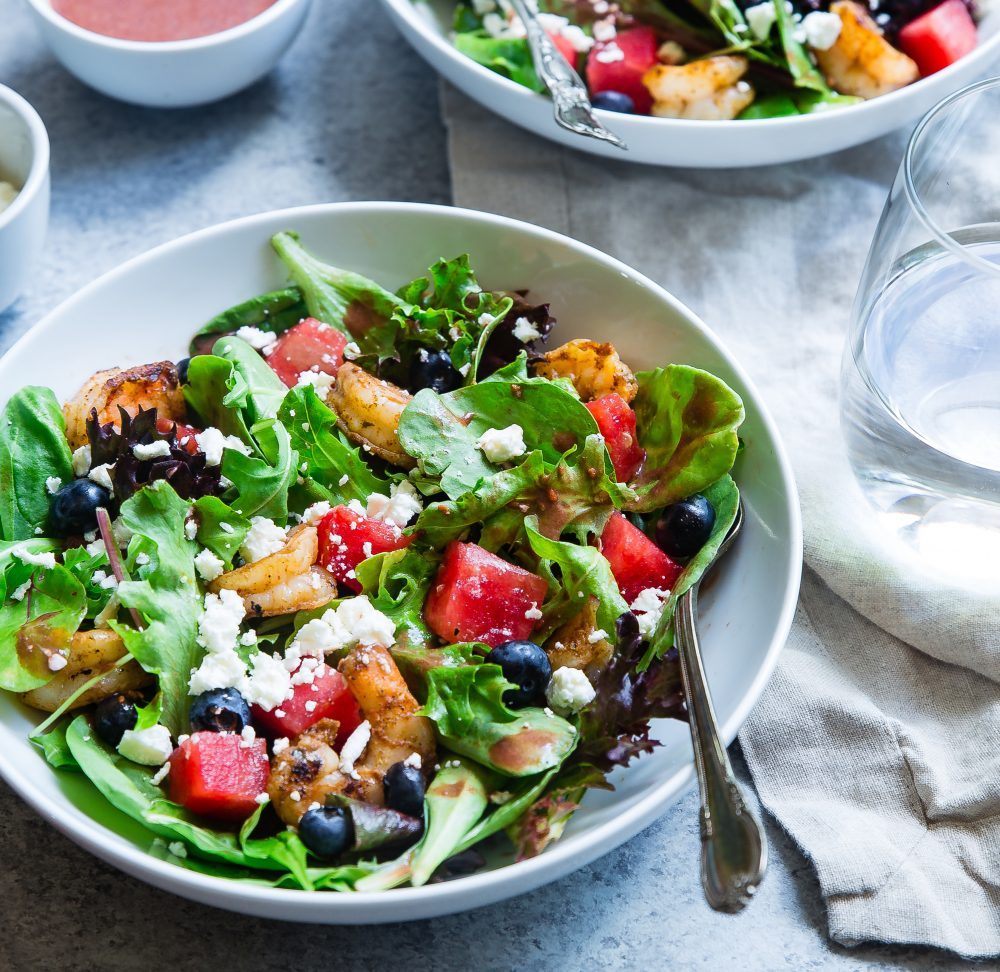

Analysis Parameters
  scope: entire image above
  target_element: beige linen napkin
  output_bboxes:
[441,82,1000,957]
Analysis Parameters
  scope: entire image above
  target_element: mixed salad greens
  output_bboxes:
[448,0,981,120]
[0,231,745,891]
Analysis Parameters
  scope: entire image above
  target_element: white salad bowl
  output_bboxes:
[22,0,312,108]
[0,202,801,922]
[381,0,1000,167]
[0,84,49,314]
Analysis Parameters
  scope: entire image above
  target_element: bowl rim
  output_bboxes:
[0,84,49,234]
[0,201,803,919]
[383,0,1000,133]
[23,0,308,53]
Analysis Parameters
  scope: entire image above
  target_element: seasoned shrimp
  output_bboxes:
[244,568,338,619]
[533,339,638,403]
[814,2,918,99]
[643,56,755,121]
[19,626,151,712]
[62,361,185,450]
[268,719,344,825]
[328,363,415,469]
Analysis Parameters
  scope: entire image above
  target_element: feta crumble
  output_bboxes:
[71,445,91,477]
[301,501,332,525]
[366,480,423,527]
[546,667,597,715]
[13,546,56,570]
[195,427,252,467]
[801,10,842,50]
[167,840,187,859]
[240,516,287,563]
[476,424,526,464]
[194,548,225,583]
[524,602,543,621]
[188,648,247,695]
[241,650,292,711]
[45,476,62,495]
[511,316,541,343]
[235,325,276,350]
[588,628,609,644]
[88,463,115,496]
[118,725,173,766]
[47,651,68,672]
[295,369,335,397]
[132,440,171,461]
[197,588,246,654]
[338,720,371,776]
[630,587,672,639]
[343,341,361,360]
[744,2,777,40]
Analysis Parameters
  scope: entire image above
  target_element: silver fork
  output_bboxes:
[507,0,628,150]
[674,501,768,912]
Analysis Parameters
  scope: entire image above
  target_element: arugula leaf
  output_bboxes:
[223,422,297,523]
[183,355,254,444]
[627,366,743,513]
[271,231,404,336]
[421,660,578,777]
[0,387,74,541]
[191,495,250,567]
[62,545,114,619]
[278,385,388,505]
[211,336,288,428]
[189,287,306,356]
[109,482,201,736]
[356,547,437,650]
[524,515,628,638]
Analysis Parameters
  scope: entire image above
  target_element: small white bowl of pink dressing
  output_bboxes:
[23,0,312,108]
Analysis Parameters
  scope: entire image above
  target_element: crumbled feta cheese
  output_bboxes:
[744,2,777,39]
[289,614,352,661]
[88,463,115,496]
[302,501,331,525]
[240,630,258,646]
[118,725,173,766]
[366,480,423,528]
[150,762,171,786]
[592,18,617,42]
[630,587,672,639]
[801,10,842,49]
[188,647,247,695]
[272,737,289,755]
[588,628,609,644]
[255,792,270,804]
[458,362,471,378]
[338,474,349,487]
[71,445,91,477]
[219,522,234,535]
[295,369,335,397]
[338,720,371,775]
[403,752,422,769]
[595,42,625,63]
[47,651,68,672]
[490,790,513,805]
[195,427,252,467]
[132,440,171,461]
[184,515,198,541]
[235,325,276,350]
[343,342,361,360]
[511,316,541,343]
[289,790,301,802]
[546,667,597,715]
[304,700,317,713]
[240,516,287,563]
[13,546,56,570]
[240,725,257,748]
[241,650,292,711]
[92,569,118,591]
[197,588,246,654]
[560,23,594,52]
[194,548,225,583]
[335,596,396,647]
[477,425,526,464]
[524,602,543,621]
[167,841,187,858]
[10,580,31,602]
[112,517,133,548]
[45,476,62,495]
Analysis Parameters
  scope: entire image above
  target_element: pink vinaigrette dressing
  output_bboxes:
[50,0,278,42]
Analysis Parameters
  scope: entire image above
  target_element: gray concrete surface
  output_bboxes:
[0,3,977,969]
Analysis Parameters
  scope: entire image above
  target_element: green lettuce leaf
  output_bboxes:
[189,287,306,355]
[210,336,288,429]
[61,545,114,619]
[453,32,543,91]
[0,387,74,541]
[109,482,201,736]
[356,547,437,650]
[627,366,743,513]
[223,421,297,523]
[183,354,254,444]
[191,495,250,567]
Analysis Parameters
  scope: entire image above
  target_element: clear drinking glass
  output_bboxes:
[840,78,1000,574]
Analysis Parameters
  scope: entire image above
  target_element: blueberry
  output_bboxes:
[298,806,355,861]
[487,641,552,709]
[93,691,141,747]
[408,349,462,394]
[176,357,191,384]
[189,687,251,733]
[591,90,635,114]
[384,761,426,818]
[49,479,110,536]
[654,494,716,560]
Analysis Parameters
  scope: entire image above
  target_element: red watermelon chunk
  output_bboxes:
[317,505,412,594]
[266,317,347,389]
[897,0,977,76]
[251,663,361,746]
[167,732,269,822]
[586,393,645,483]
[600,512,683,603]
[586,26,658,115]
[424,541,549,647]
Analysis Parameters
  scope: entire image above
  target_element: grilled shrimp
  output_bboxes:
[209,525,333,617]
[328,363,415,469]
[546,597,614,676]
[533,339,638,403]
[814,2,918,99]
[62,362,185,450]
[19,626,152,712]
[268,645,436,825]
[643,56,755,121]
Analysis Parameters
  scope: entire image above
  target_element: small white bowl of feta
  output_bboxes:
[0,85,50,314]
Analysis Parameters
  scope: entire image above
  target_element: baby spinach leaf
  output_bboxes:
[31,717,80,771]
[211,336,288,428]
[628,366,743,513]
[278,385,388,505]
[189,287,306,355]
[452,32,543,91]
[183,355,254,444]
[223,421,297,523]
[0,387,74,541]
[192,495,250,567]
[109,482,202,736]
[454,769,558,854]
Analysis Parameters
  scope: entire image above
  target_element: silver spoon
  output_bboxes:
[506,0,628,150]
[674,500,768,912]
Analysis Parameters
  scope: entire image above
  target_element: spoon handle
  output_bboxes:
[507,0,627,150]
[675,586,768,912]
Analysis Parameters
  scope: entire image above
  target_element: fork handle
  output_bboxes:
[676,587,768,913]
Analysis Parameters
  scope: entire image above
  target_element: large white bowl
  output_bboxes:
[23,0,312,108]
[0,202,801,922]
[0,84,49,313]
[382,0,1000,167]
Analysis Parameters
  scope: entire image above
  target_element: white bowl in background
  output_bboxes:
[381,0,1000,167]
[23,0,312,108]
[0,85,49,314]
[0,202,801,922]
